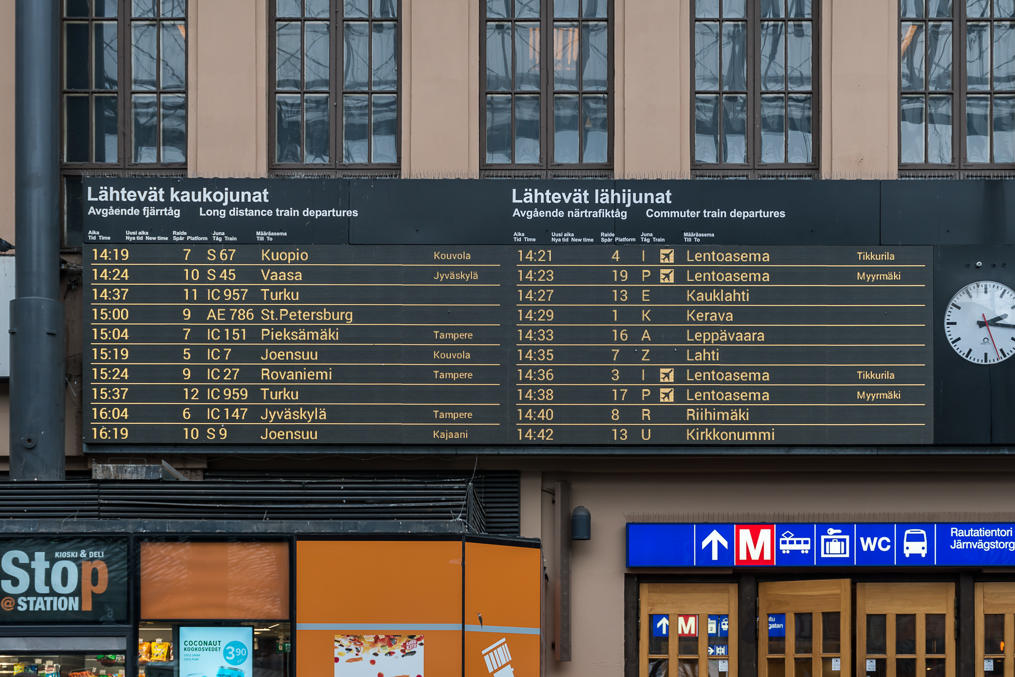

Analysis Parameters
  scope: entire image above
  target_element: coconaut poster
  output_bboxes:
[334,634,424,677]
[180,626,253,677]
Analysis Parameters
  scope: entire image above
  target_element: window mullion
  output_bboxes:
[156,10,163,164]
[958,2,967,170]
[511,20,517,165]
[367,13,374,164]
[335,5,343,167]
[120,0,130,167]
[751,0,759,172]
[545,2,553,172]
[923,12,929,165]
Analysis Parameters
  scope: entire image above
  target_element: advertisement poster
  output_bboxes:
[0,538,127,623]
[180,627,253,677]
[334,634,424,677]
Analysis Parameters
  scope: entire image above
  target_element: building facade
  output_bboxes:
[1,1,1015,677]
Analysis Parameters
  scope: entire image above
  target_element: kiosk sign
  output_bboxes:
[0,538,127,622]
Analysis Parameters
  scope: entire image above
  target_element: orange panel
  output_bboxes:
[296,540,462,624]
[140,542,289,620]
[296,540,464,677]
[463,543,541,677]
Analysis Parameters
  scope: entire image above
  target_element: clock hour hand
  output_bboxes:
[977,317,1015,329]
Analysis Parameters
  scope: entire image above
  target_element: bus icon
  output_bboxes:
[903,529,928,558]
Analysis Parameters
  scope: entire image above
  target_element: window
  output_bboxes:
[62,0,188,166]
[900,0,1015,175]
[270,0,400,173]
[481,0,612,176]
[692,0,818,177]
[62,0,188,243]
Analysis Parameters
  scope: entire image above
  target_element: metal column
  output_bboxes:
[11,0,65,480]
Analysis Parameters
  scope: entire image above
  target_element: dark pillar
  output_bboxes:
[11,0,65,480]
[958,574,974,677]
[739,574,758,677]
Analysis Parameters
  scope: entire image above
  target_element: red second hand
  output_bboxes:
[984,313,1000,359]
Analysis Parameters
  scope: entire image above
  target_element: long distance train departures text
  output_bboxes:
[84,242,933,446]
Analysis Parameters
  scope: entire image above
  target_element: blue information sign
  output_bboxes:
[768,614,786,637]
[708,615,729,638]
[651,614,670,638]
[627,522,1015,568]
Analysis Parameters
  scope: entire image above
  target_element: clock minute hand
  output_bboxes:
[983,314,1001,360]
[977,320,1015,329]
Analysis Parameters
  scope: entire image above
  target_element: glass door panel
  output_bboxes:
[759,580,851,677]
[640,583,739,677]
[856,583,954,677]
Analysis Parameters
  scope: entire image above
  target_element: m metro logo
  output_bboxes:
[677,614,698,637]
[735,525,775,565]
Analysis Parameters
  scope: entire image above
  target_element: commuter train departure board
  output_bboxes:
[82,179,935,448]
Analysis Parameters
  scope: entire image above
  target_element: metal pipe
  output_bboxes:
[11,0,65,480]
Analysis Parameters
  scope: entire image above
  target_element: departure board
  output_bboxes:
[84,238,934,447]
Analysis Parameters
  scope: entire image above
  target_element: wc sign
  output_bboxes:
[0,539,127,623]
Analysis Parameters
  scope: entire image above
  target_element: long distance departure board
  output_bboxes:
[83,179,934,448]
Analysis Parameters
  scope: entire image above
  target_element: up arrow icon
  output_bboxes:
[656,617,670,635]
[702,529,730,561]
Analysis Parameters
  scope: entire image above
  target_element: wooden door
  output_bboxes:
[976,582,1015,677]
[759,580,852,677]
[856,583,955,677]
[640,583,739,677]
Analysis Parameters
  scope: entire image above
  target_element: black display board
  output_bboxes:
[83,179,935,447]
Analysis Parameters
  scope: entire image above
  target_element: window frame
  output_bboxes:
[898,0,1015,177]
[60,0,189,171]
[689,0,822,178]
[267,0,403,177]
[479,0,615,178]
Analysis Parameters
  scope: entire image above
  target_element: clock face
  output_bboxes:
[944,280,1015,364]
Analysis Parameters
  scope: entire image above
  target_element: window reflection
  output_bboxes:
[694,0,813,170]
[483,0,610,169]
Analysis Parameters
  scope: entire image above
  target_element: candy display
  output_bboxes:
[334,634,423,677]
[150,640,171,663]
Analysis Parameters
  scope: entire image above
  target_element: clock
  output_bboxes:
[944,280,1015,364]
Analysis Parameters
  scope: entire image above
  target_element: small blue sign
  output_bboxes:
[776,524,815,566]
[898,523,935,566]
[768,614,786,637]
[709,644,729,656]
[816,524,855,566]
[697,524,735,567]
[708,614,729,638]
[627,524,694,567]
[651,614,670,638]
[937,524,1015,566]
[855,524,895,566]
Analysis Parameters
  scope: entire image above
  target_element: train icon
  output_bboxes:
[779,531,811,555]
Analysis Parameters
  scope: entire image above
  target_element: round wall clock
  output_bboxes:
[944,280,1015,364]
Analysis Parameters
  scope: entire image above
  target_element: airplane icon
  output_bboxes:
[660,268,674,283]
